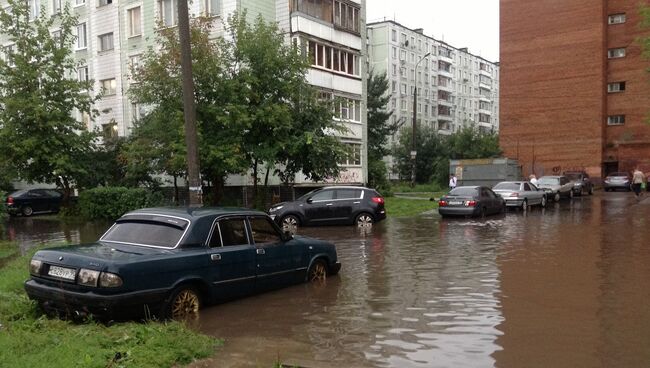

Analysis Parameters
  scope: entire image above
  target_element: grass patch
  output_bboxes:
[0,241,18,262]
[0,247,220,368]
[390,182,445,194]
[385,196,440,217]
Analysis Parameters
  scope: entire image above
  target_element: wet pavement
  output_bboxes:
[3,191,650,368]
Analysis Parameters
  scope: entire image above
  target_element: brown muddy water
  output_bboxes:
[3,192,650,368]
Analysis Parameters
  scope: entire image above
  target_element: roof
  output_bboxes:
[125,207,267,221]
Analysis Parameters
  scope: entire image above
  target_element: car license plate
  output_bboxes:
[449,201,462,205]
[48,265,76,280]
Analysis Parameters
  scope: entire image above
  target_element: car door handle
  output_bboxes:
[326,203,333,206]
[353,201,360,204]
[256,248,265,255]
[210,254,221,261]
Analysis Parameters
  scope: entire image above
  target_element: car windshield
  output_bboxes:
[564,173,582,180]
[101,220,188,248]
[448,187,478,196]
[538,177,559,185]
[494,182,520,191]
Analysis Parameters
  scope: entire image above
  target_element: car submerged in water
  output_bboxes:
[24,207,341,320]
[438,186,506,218]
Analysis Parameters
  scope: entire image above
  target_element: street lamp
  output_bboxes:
[411,52,431,187]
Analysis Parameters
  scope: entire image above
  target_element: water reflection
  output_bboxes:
[4,193,650,367]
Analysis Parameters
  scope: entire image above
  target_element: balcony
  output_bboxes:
[479,68,492,77]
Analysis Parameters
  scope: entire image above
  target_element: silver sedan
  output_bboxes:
[493,181,547,210]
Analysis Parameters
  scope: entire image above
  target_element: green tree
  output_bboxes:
[227,13,347,206]
[128,17,248,204]
[0,1,99,201]
[367,71,397,190]
[446,125,501,159]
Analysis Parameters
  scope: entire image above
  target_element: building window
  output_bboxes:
[131,102,145,121]
[332,97,361,122]
[307,40,359,77]
[341,143,361,166]
[392,64,397,75]
[607,82,626,93]
[28,0,40,19]
[101,78,117,95]
[391,29,397,42]
[608,13,626,25]
[391,81,396,93]
[158,0,178,27]
[392,46,397,59]
[479,113,491,123]
[608,48,626,59]
[607,115,625,125]
[400,83,406,95]
[205,0,220,16]
[76,23,87,49]
[333,0,359,33]
[98,0,112,6]
[127,6,142,37]
[53,0,62,13]
[1,44,15,67]
[98,33,114,51]
[75,0,85,5]
[290,0,333,22]
[77,66,89,82]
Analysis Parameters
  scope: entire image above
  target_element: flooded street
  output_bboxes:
[3,192,650,367]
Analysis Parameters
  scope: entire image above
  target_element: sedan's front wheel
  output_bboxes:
[553,192,561,202]
[521,199,528,211]
[541,195,547,208]
[164,286,201,320]
[308,260,327,282]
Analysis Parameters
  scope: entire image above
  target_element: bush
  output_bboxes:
[78,187,165,220]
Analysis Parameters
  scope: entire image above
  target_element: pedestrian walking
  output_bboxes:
[529,174,538,186]
[632,167,645,198]
[449,174,457,190]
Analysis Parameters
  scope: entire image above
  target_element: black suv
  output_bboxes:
[563,171,594,196]
[269,186,386,228]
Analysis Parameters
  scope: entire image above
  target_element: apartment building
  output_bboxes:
[0,0,367,186]
[367,20,500,136]
[500,0,650,178]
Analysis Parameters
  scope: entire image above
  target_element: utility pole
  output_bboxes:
[411,52,431,188]
[178,0,202,206]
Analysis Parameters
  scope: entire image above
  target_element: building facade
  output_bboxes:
[0,0,367,186]
[366,20,499,177]
[500,0,650,179]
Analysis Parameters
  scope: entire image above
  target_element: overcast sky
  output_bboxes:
[366,0,500,62]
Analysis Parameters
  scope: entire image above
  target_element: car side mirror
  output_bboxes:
[306,198,313,204]
[283,230,293,241]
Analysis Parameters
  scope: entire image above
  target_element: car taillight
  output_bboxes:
[6,196,13,205]
[465,200,477,207]
[371,197,384,205]
[439,200,448,207]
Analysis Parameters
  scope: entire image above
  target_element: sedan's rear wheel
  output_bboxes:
[541,195,547,208]
[553,192,561,202]
[21,206,33,217]
[307,260,327,282]
[164,286,200,320]
[521,199,528,211]
[355,213,374,227]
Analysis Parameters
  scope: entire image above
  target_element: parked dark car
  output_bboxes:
[603,172,631,191]
[438,186,506,218]
[5,189,63,216]
[563,171,594,196]
[24,207,341,320]
[268,186,386,228]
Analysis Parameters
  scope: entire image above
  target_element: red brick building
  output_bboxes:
[500,0,650,179]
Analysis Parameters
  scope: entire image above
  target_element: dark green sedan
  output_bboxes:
[24,207,341,320]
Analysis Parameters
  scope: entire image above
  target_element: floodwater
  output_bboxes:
[3,192,650,368]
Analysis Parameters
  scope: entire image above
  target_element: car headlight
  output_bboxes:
[269,205,283,212]
[99,272,123,288]
[78,268,100,287]
[574,183,581,186]
[29,259,43,276]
